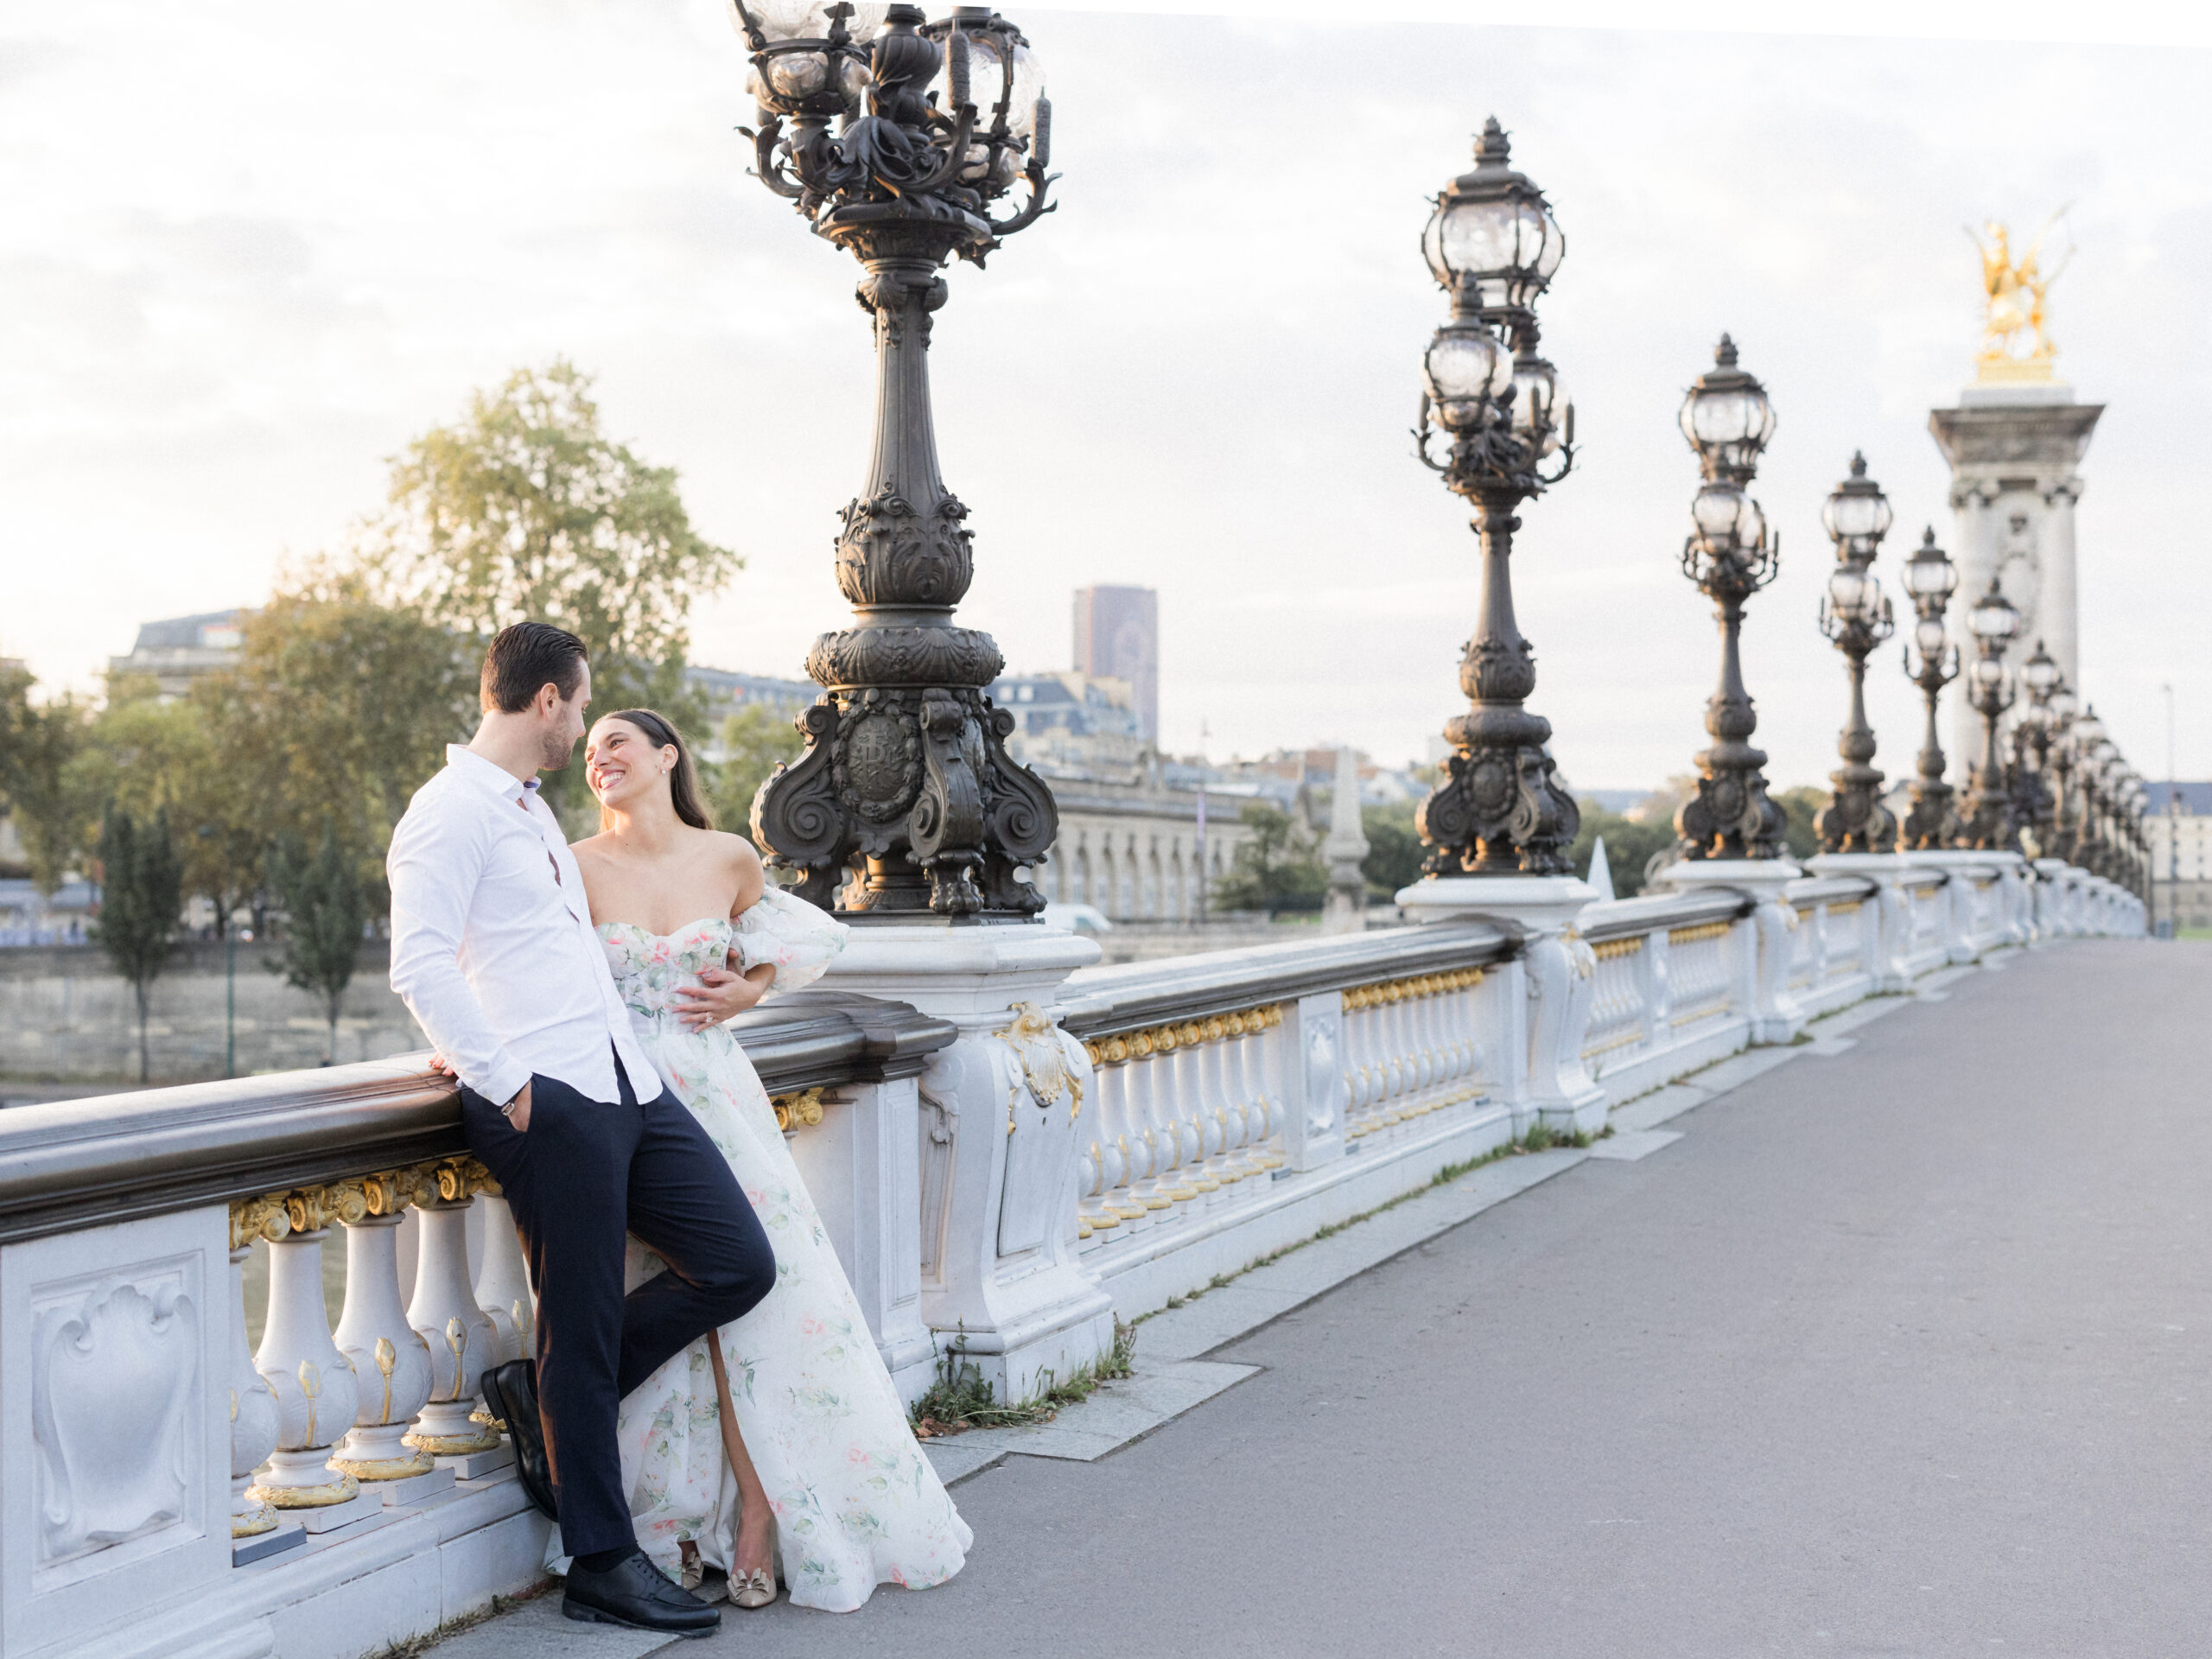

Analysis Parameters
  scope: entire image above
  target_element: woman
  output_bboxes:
[558,707,969,1611]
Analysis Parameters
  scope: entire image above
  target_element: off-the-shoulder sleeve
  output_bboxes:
[730,885,849,997]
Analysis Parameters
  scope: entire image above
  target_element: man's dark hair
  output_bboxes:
[480,622,588,714]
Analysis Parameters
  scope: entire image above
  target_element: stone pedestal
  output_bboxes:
[1395,874,1604,1137]
[2033,857,2074,938]
[1647,859,1807,1044]
[1806,852,1913,991]
[824,922,1115,1406]
[1930,381,2101,772]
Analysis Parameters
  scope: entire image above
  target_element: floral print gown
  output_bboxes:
[549,887,970,1611]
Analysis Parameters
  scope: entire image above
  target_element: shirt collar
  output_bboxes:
[446,743,536,809]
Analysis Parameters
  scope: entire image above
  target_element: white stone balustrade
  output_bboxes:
[0,861,2146,1659]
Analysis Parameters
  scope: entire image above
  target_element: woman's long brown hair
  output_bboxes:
[598,709,713,833]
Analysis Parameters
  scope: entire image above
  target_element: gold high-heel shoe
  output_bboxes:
[731,1567,776,1609]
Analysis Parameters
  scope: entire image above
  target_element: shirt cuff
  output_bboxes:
[474,1053,531,1109]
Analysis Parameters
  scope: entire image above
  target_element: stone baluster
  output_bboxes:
[1071,1045,1128,1241]
[1194,1021,1251,1184]
[1256,1006,1291,1153]
[1124,1039,1187,1212]
[1166,1029,1223,1198]
[329,1173,444,1497]
[474,1193,536,1368]
[248,1189,364,1516]
[1100,1041,1163,1223]
[404,1161,505,1469]
[225,1205,285,1542]
[1230,1011,1284,1168]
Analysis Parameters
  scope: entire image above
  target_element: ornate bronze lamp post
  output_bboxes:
[1955,578,2021,850]
[1411,118,1578,876]
[2011,640,2062,855]
[1671,337,1785,861]
[2044,680,2080,860]
[1813,454,1897,854]
[2066,707,2107,868]
[1897,528,1962,850]
[736,2,1060,917]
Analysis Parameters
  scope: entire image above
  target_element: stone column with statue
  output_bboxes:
[1929,214,2102,776]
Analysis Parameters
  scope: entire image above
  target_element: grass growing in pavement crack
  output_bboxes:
[910,1317,1139,1439]
[1140,1119,1605,1324]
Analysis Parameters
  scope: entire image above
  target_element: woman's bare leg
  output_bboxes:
[707,1338,775,1577]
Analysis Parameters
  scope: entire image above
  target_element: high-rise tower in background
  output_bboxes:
[1072,585,1159,741]
[1929,216,2101,771]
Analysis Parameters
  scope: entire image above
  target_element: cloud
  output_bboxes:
[2,3,2204,791]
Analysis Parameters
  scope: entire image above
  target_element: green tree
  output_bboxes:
[69,680,267,934]
[1567,804,1681,900]
[1359,798,1424,900]
[95,805,183,1083]
[355,359,739,824]
[1,669,93,893]
[1213,802,1326,917]
[218,570,477,910]
[1774,785,1827,862]
[270,824,368,1064]
[702,703,804,841]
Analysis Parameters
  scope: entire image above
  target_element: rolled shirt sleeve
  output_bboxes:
[388,796,531,1106]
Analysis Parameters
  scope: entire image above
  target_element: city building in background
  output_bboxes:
[2145,782,2212,932]
[106,608,252,698]
[988,671,1147,775]
[1072,584,1158,741]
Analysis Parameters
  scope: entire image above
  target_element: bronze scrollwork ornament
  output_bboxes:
[734,3,1060,917]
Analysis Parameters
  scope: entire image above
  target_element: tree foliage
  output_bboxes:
[1359,798,1424,901]
[354,361,735,825]
[1567,804,1680,900]
[95,805,183,1082]
[0,667,92,893]
[702,703,805,843]
[1773,785,1827,862]
[218,567,478,894]
[270,823,368,1064]
[357,359,739,707]
[1213,801,1326,917]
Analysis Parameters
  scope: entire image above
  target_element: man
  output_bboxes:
[388,621,773,1638]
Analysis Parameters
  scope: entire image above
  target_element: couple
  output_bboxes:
[387,621,968,1638]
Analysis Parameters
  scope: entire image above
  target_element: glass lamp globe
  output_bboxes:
[1423,325,1510,428]
[2021,640,2060,699]
[1971,654,2006,692]
[1690,482,1764,556]
[1967,580,2020,643]
[1827,564,1869,622]
[1679,335,1776,480]
[2050,686,2079,721]
[1821,452,1893,555]
[1509,357,1569,455]
[2073,709,2106,748]
[1901,528,1958,602]
[1421,118,1565,311]
[1914,616,1948,661]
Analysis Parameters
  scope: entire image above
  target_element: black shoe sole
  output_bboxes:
[480,1370,557,1522]
[563,1596,718,1638]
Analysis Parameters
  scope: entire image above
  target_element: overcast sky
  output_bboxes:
[4,2,2208,791]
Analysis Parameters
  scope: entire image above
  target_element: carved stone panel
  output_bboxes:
[3,1205,228,1656]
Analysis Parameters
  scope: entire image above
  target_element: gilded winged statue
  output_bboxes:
[1969,211,2072,372]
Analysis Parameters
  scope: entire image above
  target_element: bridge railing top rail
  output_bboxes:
[0,990,954,1247]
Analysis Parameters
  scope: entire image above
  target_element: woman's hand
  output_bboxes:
[671,963,775,1031]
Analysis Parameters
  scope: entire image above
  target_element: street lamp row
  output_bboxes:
[718,21,2146,915]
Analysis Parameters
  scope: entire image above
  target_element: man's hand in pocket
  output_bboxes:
[503,1079,532,1132]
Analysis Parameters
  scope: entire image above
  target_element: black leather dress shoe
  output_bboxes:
[480,1360,556,1521]
[563,1550,721,1638]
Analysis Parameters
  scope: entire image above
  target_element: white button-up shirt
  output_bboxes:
[388,744,653,1107]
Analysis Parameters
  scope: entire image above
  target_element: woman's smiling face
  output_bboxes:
[585,716,675,811]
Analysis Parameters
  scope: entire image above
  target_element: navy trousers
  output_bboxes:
[461,1056,775,1557]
